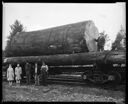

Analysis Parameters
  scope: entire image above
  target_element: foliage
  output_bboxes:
[111,26,126,51]
[2,50,5,57]
[4,20,25,57]
[8,20,25,40]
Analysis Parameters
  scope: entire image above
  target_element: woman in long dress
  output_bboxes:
[7,64,14,86]
[15,64,22,85]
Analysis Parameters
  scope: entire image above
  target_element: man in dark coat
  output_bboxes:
[40,62,48,86]
[25,62,31,85]
[95,33,105,52]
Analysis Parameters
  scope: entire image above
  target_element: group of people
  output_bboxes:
[6,61,49,86]
[7,64,22,86]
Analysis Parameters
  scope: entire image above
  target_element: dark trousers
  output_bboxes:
[41,72,48,86]
[26,74,31,84]
[98,45,104,52]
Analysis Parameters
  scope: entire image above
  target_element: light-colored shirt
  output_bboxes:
[7,67,14,81]
[35,66,37,73]
[15,66,22,79]
[41,65,48,72]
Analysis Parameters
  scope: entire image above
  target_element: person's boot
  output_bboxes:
[38,80,40,86]
[26,79,29,85]
[10,82,12,86]
[19,81,21,86]
[35,81,37,86]
[16,80,19,86]
[9,82,11,86]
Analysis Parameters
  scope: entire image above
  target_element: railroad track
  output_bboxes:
[47,79,125,91]
[47,74,125,91]
[48,74,125,84]
[3,73,125,91]
[47,79,86,86]
[47,74,84,84]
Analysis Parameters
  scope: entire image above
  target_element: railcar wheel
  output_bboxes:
[82,70,92,82]
[107,71,121,85]
[89,71,107,85]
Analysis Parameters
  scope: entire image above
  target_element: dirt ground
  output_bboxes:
[2,81,125,103]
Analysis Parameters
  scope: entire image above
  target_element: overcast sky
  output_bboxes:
[3,3,126,50]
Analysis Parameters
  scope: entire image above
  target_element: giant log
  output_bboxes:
[7,20,99,57]
[4,50,126,66]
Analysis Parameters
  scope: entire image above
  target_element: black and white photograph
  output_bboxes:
[2,2,126,103]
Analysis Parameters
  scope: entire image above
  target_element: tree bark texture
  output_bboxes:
[8,20,99,57]
[4,50,126,66]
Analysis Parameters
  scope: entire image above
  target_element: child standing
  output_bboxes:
[15,64,22,85]
[7,64,14,86]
